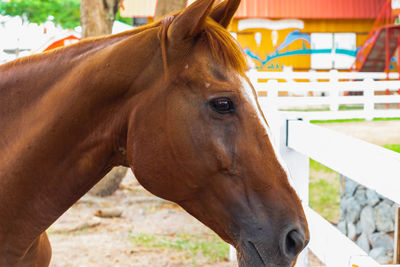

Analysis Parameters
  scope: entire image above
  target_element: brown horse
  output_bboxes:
[0,0,309,266]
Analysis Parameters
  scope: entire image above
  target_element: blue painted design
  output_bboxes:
[275,30,311,52]
[245,47,358,69]
[244,30,358,69]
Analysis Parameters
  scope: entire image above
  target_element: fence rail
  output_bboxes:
[248,69,400,121]
[281,119,400,267]
[288,120,400,205]
[248,69,400,80]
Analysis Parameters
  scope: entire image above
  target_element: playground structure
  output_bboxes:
[353,0,400,74]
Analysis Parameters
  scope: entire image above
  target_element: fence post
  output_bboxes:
[278,113,310,267]
[329,69,339,111]
[229,245,236,262]
[364,78,374,121]
[394,206,400,264]
[248,68,259,89]
[266,79,279,140]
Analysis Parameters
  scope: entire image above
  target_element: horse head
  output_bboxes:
[125,0,309,266]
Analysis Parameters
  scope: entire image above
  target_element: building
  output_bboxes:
[121,0,386,71]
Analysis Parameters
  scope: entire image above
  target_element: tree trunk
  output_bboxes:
[89,167,128,197]
[80,0,127,197]
[154,0,187,20]
[80,0,122,38]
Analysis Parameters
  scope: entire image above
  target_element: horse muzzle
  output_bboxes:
[236,224,309,267]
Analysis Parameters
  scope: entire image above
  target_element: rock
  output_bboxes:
[94,208,123,218]
[370,247,385,259]
[365,189,380,206]
[369,232,393,251]
[347,222,357,240]
[339,174,344,197]
[375,202,394,232]
[383,199,394,206]
[338,220,347,236]
[340,196,350,212]
[392,204,399,222]
[370,247,392,264]
[356,233,370,253]
[360,206,376,235]
[344,177,357,197]
[344,197,361,223]
[377,256,393,264]
[356,220,362,235]
[354,188,368,207]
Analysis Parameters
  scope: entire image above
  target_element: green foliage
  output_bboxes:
[0,0,81,29]
[129,232,229,263]
[116,10,131,25]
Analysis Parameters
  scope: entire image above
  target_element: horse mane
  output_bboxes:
[1,14,247,78]
[160,15,248,77]
[0,21,163,71]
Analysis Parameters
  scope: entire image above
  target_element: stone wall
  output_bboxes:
[337,176,398,264]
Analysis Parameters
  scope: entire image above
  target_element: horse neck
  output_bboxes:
[0,27,163,249]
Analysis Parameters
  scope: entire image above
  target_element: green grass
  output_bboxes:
[310,159,334,173]
[311,118,365,124]
[129,232,229,264]
[282,105,363,113]
[309,159,340,223]
[309,143,400,223]
[383,144,400,153]
[311,117,400,124]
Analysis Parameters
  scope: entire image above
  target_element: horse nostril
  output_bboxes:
[283,230,306,258]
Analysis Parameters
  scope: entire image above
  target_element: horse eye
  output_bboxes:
[210,97,235,114]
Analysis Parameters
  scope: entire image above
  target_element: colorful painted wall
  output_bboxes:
[230,18,375,70]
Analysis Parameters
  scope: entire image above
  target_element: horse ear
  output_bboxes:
[168,0,215,42]
[209,0,241,28]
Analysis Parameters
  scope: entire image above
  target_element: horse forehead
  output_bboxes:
[238,76,299,194]
[238,76,270,133]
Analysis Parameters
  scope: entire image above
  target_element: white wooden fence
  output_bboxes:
[279,117,400,267]
[228,70,400,266]
[248,69,400,121]
[247,70,400,267]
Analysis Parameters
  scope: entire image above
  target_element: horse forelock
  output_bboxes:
[201,18,248,74]
[159,14,248,80]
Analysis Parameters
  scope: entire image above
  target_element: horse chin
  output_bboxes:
[237,246,296,267]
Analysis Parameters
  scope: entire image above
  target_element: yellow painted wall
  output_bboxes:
[230,19,375,70]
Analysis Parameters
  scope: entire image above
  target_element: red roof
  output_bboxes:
[121,0,386,19]
[43,35,80,52]
[235,0,386,19]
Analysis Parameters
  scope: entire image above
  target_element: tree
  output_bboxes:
[0,0,81,29]
[0,0,128,31]
[80,0,122,38]
[154,0,187,20]
[79,0,128,197]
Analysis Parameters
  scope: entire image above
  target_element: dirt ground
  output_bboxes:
[315,120,400,145]
[49,172,235,267]
[48,120,400,267]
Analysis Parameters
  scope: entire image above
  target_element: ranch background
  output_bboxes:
[2,0,400,266]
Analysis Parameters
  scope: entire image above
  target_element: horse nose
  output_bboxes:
[281,227,308,259]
